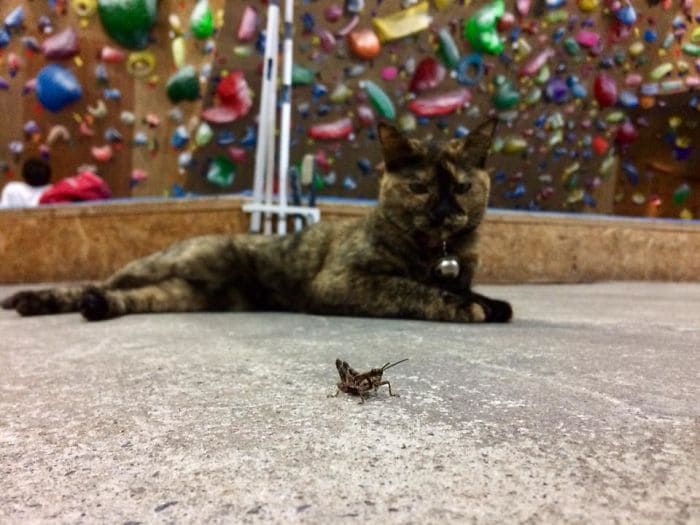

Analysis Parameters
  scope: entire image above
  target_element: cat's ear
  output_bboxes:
[377,122,420,171]
[448,118,497,169]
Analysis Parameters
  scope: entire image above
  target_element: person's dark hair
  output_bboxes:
[22,157,52,187]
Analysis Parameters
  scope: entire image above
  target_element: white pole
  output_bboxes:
[263,8,280,235]
[250,1,279,233]
[276,0,294,235]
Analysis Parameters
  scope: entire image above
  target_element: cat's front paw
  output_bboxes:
[483,298,513,323]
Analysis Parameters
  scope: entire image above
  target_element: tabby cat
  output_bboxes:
[2,120,512,323]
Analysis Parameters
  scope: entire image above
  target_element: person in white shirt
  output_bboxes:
[0,157,52,209]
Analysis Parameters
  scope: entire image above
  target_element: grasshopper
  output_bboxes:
[332,358,409,403]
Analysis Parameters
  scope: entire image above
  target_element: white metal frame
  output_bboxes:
[245,0,320,234]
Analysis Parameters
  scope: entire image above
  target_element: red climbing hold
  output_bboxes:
[593,72,618,107]
[407,89,471,117]
[409,57,446,93]
[308,118,354,140]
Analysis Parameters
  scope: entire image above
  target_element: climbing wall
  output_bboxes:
[1,0,698,219]
[0,0,223,199]
[187,0,698,218]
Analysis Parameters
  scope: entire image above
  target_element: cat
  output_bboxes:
[2,119,512,323]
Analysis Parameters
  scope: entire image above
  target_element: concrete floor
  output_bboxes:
[1,282,698,524]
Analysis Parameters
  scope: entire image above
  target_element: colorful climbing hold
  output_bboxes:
[190,0,214,40]
[361,80,395,119]
[41,27,80,60]
[464,0,505,55]
[372,2,432,42]
[347,29,381,60]
[166,66,200,103]
[308,118,354,140]
[437,28,461,69]
[593,72,618,107]
[97,0,157,50]
[237,6,257,42]
[456,54,483,86]
[410,57,446,92]
[35,64,83,112]
[407,88,471,117]
[206,156,235,187]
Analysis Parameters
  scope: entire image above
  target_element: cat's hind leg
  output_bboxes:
[80,278,208,321]
[79,278,250,321]
[2,285,92,316]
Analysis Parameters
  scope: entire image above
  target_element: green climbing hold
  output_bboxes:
[195,122,213,146]
[292,64,315,86]
[672,183,690,205]
[437,28,461,69]
[492,76,519,110]
[97,0,157,50]
[166,66,200,103]
[190,0,214,40]
[563,37,581,57]
[362,80,395,120]
[207,156,235,187]
[649,62,673,80]
[464,0,505,55]
[682,43,700,57]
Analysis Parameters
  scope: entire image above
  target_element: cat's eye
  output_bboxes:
[409,182,428,194]
[454,181,472,194]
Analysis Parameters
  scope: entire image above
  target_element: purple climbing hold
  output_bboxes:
[0,76,8,90]
[544,77,569,103]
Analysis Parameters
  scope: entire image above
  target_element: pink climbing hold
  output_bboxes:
[202,106,239,124]
[576,30,601,48]
[237,6,257,42]
[624,73,642,87]
[308,118,354,140]
[227,147,247,163]
[593,73,618,107]
[410,57,446,93]
[100,46,126,63]
[91,145,113,163]
[381,66,398,81]
[516,0,531,16]
[407,89,471,117]
[324,4,343,23]
[519,47,554,77]
[356,105,375,127]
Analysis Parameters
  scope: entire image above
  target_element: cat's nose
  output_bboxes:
[431,200,452,224]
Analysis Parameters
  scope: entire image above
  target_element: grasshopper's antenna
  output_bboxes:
[382,358,409,371]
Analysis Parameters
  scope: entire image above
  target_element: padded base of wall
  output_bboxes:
[0,197,698,283]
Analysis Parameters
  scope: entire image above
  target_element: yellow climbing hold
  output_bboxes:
[628,41,644,56]
[577,0,598,12]
[71,0,97,17]
[127,51,156,77]
[372,2,432,42]
[172,36,186,68]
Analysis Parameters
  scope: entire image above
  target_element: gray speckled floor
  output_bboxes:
[1,282,698,524]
